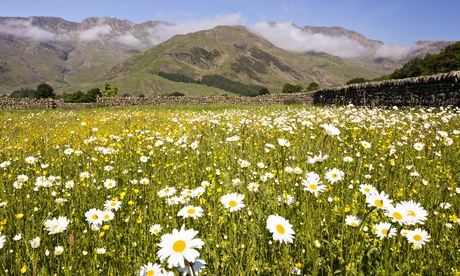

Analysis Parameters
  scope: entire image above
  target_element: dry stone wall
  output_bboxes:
[1,71,458,109]
[312,71,460,106]
[0,94,312,110]
[95,94,313,107]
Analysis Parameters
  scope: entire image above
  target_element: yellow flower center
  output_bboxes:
[413,234,422,241]
[228,200,237,208]
[393,212,403,221]
[172,240,187,253]
[92,214,99,220]
[276,224,285,234]
[364,188,370,193]
[187,208,196,215]
[111,202,116,206]
[408,210,416,217]
[375,199,384,208]
[146,270,154,276]
[309,184,317,190]
[381,229,389,235]
[350,222,358,227]
[332,173,338,178]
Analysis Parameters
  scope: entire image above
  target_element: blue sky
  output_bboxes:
[0,0,458,44]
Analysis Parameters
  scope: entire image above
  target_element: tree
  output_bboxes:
[34,83,55,99]
[10,88,35,98]
[306,82,320,91]
[282,83,303,94]
[101,83,119,97]
[346,78,369,85]
[257,87,270,96]
[85,88,102,102]
[167,91,185,97]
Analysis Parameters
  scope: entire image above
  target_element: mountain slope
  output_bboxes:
[108,26,380,94]
[0,16,452,95]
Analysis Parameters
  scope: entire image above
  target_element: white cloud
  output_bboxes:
[114,34,142,47]
[0,19,56,41]
[78,25,112,41]
[147,13,244,45]
[374,44,422,60]
[248,22,371,58]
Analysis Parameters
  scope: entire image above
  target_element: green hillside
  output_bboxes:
[108,26,380,95]
[390,41,460,79]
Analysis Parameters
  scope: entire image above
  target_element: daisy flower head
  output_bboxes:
[359,184,378,196]
[385,203,409,225]
[277,138,290,147]
[54,245,64,256]
[374,222,397,239]
[157,225,205,268]
[177,205,204,219]
[149,224,162,236]
[321,124,340,136]
[400,200,428,225]
[102,210,115,222]
[44,216,69,235]
[85,208,104,225]
[302,179,327,197]
[266,215,295,244]
[158,186,177,198]
[325,168,344,184]
[103,178,117,189]
[345,215,362,227]
[413,142,425,151]
[406,228,430,248]
[220,193,245,212]
[366,191,393,210]
[138,262,165,276]
[104,199,122,211]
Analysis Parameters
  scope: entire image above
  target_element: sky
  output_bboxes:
[0,0,459,45]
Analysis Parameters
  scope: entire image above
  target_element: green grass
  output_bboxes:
[0,105,458,275]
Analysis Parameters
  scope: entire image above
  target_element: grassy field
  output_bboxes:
[0,105,459,275]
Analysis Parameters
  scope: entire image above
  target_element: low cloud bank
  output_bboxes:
[0,19,56,41]
[147,13,244,44]
[0,15,426,60]
[248,22,370,58]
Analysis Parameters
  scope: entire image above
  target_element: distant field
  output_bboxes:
[0,105,459,275]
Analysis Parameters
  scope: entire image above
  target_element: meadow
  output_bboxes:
[0,105,459,275]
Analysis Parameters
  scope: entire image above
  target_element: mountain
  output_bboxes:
[107,25,380,95]
[0,16,452,95]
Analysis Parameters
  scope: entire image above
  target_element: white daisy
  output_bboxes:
[157,225,204,268]
[366,191,393,210]
[220,193,245,212]
[325,168,344,184]
[149,224,162,236]
[374,222,397,239]
[345,215,361,227]
[266,215,295,244]
[103,178,117,189]
[104,199,122,211]
[359,184,378,195]
[177,205,204,219]
[400,200,428,225]
[85,209,104,225]
[385,203,409,225]
[44,216,69,235]
[406,228,430,248]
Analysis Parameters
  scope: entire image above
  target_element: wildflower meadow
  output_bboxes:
[0,105,459,275]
